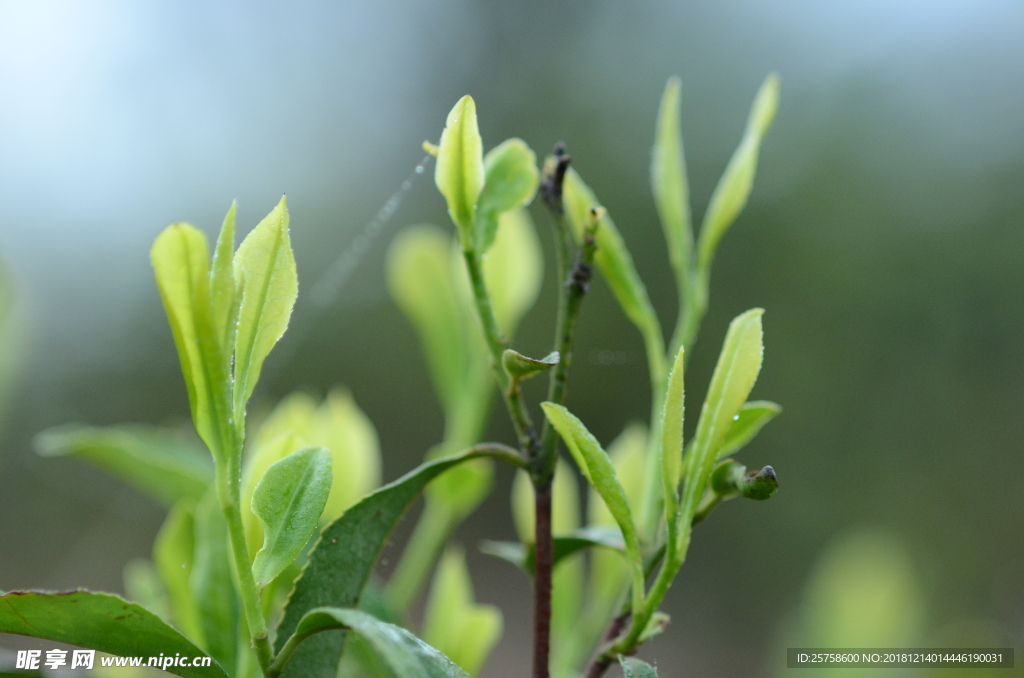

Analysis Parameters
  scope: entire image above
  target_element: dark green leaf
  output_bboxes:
[619,656,658,677]
[717,400,781,459]
[0,590,227,678]
[275,448,512,678]
[283,607,468,678]
[252,447,332,587]
[34,424,211,507]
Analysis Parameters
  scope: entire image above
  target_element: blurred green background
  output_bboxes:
[1,2,1022,676]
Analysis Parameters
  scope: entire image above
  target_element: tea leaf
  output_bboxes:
[651,76,692,282]
[210,202,238,350]
[435,96,484,245]
[619,656,658,677]
[123,558,169,620]
[696,74,779,277]
[242,431,303,556]
[511,458,579,543]
[190,492,238,675]
[717,400,781,459]
[475,139,539,253]
[34,424,211,506]
[563,170,665,382]
[251,447,332,588]
[283,607,469,678]
[233,196,298,425]
[502,349,558,382]
[311,389,382,524]
[154,500,205,646]
[276,448,513,678]
[423,547,502,676]
[480,528,625,575]
[0,590,227,678]
[540,402,645,610]
[151,223,231,457]
[482,208,543,337]
[682,309,764,530]
[387,226,469,414]
[660,347,685,507]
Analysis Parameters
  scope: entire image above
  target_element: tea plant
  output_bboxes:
[1,74,781,678]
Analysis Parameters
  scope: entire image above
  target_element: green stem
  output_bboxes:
[461,248,538,454]
[216,444,274,677]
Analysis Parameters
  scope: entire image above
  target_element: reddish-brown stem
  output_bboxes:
[532,484,554,678]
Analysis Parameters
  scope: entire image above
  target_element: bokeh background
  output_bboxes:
[1,1,1023,676]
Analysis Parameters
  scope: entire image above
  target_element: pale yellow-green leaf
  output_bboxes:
[660,346,685,517]
[423,547,502,676]
[151,223,231,457]
[251,447,332,588]
[584,423,648,667]
[475,139,539,253]
[541,402,645,612]
[242,432,304,556]
[310,388,382,523]
[681,309,764,533]
[696,74,779,276]
[233,196,298,424]
[562,169,665,384]
[210,202,237,350]
[651,76,692,279]
[153,500,204,646]
[435,95,485,244]
[481,208,543,337]
[123,558,169,621]
[511,458,580,543]
[387,225,470,414]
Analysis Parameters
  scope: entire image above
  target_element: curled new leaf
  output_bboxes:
[695,74,779,277]
[502,349,558,382]
[436,95,485,245]
[251,447,332,588]
[233,196,298,426]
